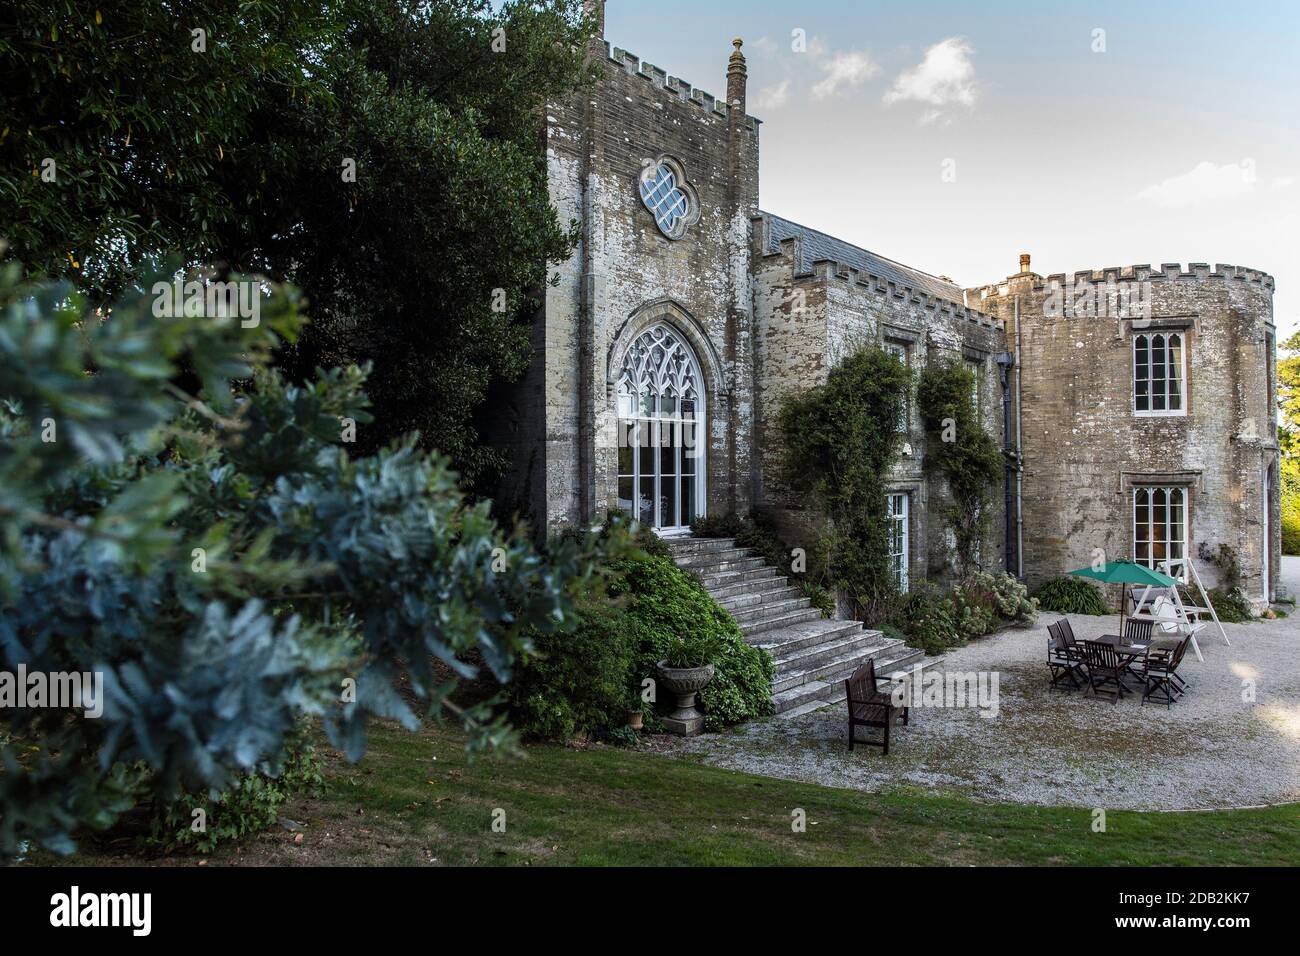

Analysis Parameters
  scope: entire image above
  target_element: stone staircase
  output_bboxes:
[665,536,926,719]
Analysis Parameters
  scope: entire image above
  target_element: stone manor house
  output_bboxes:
[490,9,1280,606]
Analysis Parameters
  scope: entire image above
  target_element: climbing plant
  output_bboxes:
[777,346,910,621]
[916,360,1003,573]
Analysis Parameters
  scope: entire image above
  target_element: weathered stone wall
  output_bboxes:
[973,263,1278,604]
[495,40,761,535]
[752,225,1008,589]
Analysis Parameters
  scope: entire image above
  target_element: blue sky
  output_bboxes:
[604,0,1300,336]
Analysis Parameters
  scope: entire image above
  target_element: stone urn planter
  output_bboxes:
[655,660,715,737]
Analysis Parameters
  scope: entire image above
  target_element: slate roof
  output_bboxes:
[761,212,966,307]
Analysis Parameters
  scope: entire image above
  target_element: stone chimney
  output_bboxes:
[584,0,605,52]
[727,38,747,113]
[1019,253,1032,274]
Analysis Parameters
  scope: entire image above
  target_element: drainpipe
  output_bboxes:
[997,350,1016,574]
[1014,294,1025,579]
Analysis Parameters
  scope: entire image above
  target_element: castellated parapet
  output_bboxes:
[607,43,761,131]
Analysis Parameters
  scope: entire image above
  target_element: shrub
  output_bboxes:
[0,267,605,857]
[508,599,636,741]
[1033,576,1109,615]
[950,586,997,641]
[613,554,774,732]
[974,571,1038,625]
[1196,587,1254,624]
[892,592,960,656]
[146,729,325,854]
[690,513,745,538]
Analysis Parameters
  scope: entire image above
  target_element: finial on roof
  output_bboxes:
[727,37,747,111]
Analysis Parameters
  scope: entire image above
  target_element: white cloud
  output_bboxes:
[1136,161,1258,207]
[811,50,879,99]
[883,37,977,122]
[750,35,777,56]
[754,79,791,110]
[1273,175,1294,188]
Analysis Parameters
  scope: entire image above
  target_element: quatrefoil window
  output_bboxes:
[638,156,699,240]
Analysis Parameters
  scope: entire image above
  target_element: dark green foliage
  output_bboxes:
[1033,576,1110,615]
[509,517,772,739]
[892,592,959,656]
[146,729,325,854]
[662,633,724,669]
[1191,587,1254,624]
[915,361,1004,572]
[613,555,774,732]
[509,597,636,741]
[0,0,598,489]
[0,1,337,301]
[690,513,745,538]
[0,267,610,857]
[778,348,910,620]
[890,572,1034,655]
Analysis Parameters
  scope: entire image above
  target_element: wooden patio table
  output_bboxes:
[1098,634,1179,684]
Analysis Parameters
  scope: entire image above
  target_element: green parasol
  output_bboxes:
[1067,559,1179,639]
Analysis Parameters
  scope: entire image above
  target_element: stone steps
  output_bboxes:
[772,644,930,718]
[699,566,782,591]
[665,534,932,721]
[717,583,803,611]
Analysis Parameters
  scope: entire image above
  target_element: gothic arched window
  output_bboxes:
[616,325,705,530]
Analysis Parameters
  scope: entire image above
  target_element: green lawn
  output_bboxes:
[45,720,1300,866]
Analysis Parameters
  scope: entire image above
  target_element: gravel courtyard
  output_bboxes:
[656,560,1300,811]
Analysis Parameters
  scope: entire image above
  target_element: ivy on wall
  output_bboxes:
[777,347,910,621]
[916,360,1003,573]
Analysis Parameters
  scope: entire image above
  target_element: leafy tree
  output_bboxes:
[0,0,598,489]
[0,262,619,857]
[916,360,1003,572]
[778,347,910,620]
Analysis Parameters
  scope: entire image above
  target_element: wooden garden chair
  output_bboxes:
[1138,635,1191,707]
[1081,639,1128,704]
[1047,622,1085,691]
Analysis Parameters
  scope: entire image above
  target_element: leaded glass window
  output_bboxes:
[616,325,705,530]
[1134,333,1185,415]
[1134,486,1187,579]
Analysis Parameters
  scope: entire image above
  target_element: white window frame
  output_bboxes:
[1133,332,1187,417]
[1133,485,1188,581]
[888,492,910,592]
[616,324,707,532]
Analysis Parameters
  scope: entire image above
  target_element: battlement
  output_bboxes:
[976,262,1275,299]
[607,43,761,131]
[760,234,1001,332]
